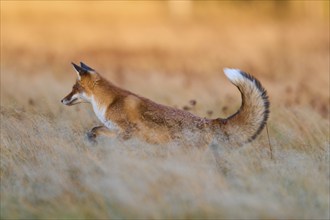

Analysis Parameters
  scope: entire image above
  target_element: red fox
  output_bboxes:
[61,62,269,147]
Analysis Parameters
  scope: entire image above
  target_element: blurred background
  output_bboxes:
[1,1,329,118]
[1,2,329,219]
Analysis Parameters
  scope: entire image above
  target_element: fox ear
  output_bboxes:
[80,62,95,72]
[72,62,88,80]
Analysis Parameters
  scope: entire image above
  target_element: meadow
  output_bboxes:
[1,2,329,219]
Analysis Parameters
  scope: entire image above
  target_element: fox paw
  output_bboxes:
[86,131,97,144]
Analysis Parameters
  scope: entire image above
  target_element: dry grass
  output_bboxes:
[1,2,329,219]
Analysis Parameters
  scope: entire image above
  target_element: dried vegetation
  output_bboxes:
[1,2,329,219]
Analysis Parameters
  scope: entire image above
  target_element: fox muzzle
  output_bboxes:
[61,92,78,106]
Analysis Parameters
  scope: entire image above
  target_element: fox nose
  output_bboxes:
[61,99,65,104]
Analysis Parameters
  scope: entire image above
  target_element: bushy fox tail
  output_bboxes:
[213,68,270,145]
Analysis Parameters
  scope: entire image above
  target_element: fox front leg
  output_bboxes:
[86,126,117,143]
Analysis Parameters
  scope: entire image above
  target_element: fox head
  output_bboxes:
[61,62,99,106]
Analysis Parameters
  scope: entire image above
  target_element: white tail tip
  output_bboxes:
[223,68,244,82]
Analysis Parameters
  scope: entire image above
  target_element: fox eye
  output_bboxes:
[73,84,80,91]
